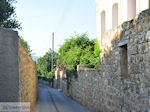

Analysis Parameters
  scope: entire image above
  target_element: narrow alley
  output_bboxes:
[34,83,91,112]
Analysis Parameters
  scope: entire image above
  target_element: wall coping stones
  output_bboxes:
[118,40,129,47]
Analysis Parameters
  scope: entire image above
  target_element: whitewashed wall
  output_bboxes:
[95,0,149,48]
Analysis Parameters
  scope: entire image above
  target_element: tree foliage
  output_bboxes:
[19,37,32,57]
[0,0,21,29]
[37,49,57,81]
[57,33,101,77]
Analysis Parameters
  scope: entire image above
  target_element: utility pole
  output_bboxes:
[51,32,54,71]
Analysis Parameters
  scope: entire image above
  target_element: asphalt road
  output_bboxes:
[33,83,91,112]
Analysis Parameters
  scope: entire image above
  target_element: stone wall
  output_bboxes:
[68,69,101,111]
[62,9,150,112]
[0,28,37,112]
[19,41,38,112]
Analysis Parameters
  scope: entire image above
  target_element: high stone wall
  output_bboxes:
[19,40,38,112]
[62,9,150,112]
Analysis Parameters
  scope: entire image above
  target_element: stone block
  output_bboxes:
[136,24,144,34]
[129,44,138,55]
[146,31,150,40]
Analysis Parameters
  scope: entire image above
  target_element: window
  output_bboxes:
[128,0,136,20]
[120,44,128,78]
[101,11,106,37]
[112,3,118,28]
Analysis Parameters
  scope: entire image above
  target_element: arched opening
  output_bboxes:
[112,3,118,28]
[101,11,106,37]
[128,0,136,20]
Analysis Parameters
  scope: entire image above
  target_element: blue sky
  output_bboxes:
[15,0,96,56]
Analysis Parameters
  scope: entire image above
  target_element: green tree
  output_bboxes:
[0,0,21,29]
[37,49,57,81]
[57,33,101,77]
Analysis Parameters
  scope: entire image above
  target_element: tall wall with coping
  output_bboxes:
[0,28,20,102]
[62,9,150,112]
[0,28,37,112]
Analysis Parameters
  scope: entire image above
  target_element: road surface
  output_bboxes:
[33,83,91,112]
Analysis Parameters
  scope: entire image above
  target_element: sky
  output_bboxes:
[15,0,96,56]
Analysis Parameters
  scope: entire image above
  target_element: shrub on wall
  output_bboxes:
[19,37,32,57]
[57,33,101,77]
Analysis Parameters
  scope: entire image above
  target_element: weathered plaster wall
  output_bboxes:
[62,9,150,112]
[0,28,20,102]
[19,41,38,112]
[54,68,66,89]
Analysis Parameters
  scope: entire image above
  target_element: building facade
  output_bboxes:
[95,0,150,48]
